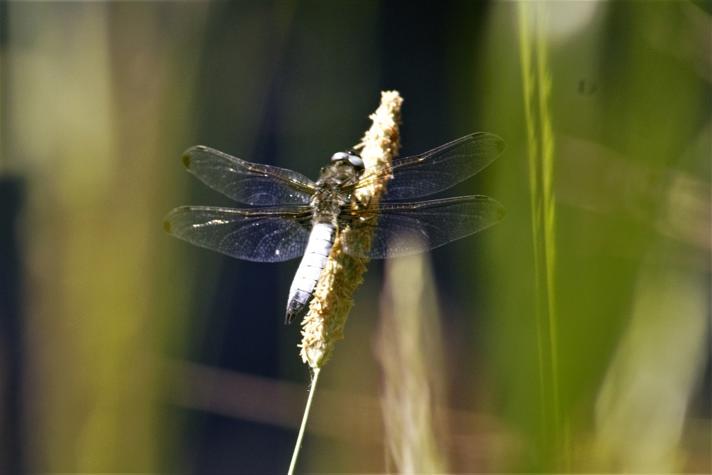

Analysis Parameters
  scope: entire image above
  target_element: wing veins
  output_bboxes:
[173,205,312,219]
[183,146,317,205]
[345,133,504,200]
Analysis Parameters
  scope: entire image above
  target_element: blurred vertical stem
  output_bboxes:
[517,2,566,468]
[376,239,447,473]
[7,3,207,471]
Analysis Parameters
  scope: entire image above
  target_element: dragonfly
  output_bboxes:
[164,133,505,323]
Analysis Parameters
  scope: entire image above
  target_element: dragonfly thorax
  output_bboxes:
[317,159,362,186]
[310,160,362,225]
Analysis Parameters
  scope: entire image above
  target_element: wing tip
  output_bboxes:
[181,152,192,169]
[482,195,506,220]
[470,194,506,221]
[469,131,506,155]
[163,206,191,235]
[495,201,506,221]
[493,134,506,154]
[181,145,212,169]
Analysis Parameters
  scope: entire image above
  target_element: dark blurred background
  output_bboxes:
[0,1,709,474]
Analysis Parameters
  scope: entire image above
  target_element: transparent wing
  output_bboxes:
[182,145,317,206]
[164,205,312,262]
[352,133,505,200]
[340,195,505,259]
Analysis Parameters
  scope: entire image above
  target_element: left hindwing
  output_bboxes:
[164,205,313,262]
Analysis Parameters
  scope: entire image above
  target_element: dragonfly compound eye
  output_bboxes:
[330,151,364,169]
[330,151,350,162]
[347,154,364,168]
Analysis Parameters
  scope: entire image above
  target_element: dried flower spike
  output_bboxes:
[299,91,402,368]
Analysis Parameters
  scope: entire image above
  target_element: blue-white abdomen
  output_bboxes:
[285,222,335,322]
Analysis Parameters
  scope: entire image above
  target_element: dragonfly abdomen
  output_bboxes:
[285,222,335,323]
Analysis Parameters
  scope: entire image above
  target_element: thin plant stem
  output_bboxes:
[517,1,548,434]
[518,1,565,468]
[287,368,321,475]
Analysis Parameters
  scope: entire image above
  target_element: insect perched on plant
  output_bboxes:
[164,133,505,323]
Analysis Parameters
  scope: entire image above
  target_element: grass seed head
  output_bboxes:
[299,91,403,369]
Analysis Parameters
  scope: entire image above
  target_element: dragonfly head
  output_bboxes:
[330,151,364,169]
